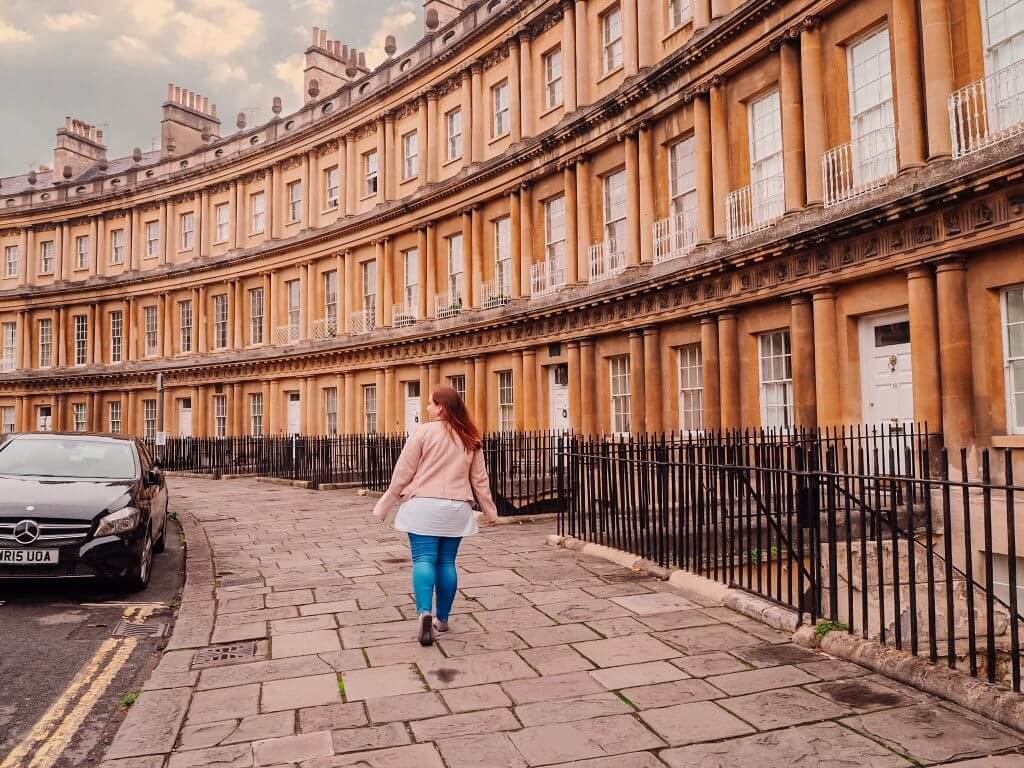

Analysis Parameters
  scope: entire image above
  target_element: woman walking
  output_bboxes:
[373,386,498,646]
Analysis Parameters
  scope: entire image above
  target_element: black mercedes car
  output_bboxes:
[0,433,169,591]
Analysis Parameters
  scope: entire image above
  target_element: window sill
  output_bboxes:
[442,156,463,169]
[991,435,1024,448]
[596,65,624,86]
[286,218,301,226]
[539,103,564,120]
[38,272,54,277]
[322,203,340,214]
[400,173,419,184]
[489,131,511,146]
[359,193,379,202]
[661,19,692,43]
[250,229,265,237]
[143,254,159,260]
[177,248,194,254]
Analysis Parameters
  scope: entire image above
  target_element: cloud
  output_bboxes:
[172,0,265,60]
[362,1,417,67]
[118,0,176,34]
[274,53,306,101]
[290,0,334,17]
[42,12,99,32]
[108,34,168,65]
[0,18,33,44]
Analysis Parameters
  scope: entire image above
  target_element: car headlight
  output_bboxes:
[95,507,141,537]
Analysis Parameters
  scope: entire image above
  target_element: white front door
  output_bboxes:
[550,365,570,431]
[179,398,192,437]
[287,393,301,435]
[405,381,422,434]
[37,406,52,432]
[860,311,914,427]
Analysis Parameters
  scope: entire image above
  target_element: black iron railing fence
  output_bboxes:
[561,424,1024,692]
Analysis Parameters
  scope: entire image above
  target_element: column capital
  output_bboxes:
[699,315,718,326]
[788,294,812,307]
[469,59,484,74]
[627,328,644,339]
[424,87,438,102]
[934,254,968,273]
[905,263,935,280]
[380,110,395,124]
[799,14,821,32]
[811,286,837,301]
[516,27,533,44]
[641,326,661,337]
[578,337,593,348]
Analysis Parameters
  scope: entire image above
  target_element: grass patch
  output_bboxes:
[613,690,638,709]
[337,675,346,699]
[814,620,850,639]
[168,510,179,522]
[119,691,139,709]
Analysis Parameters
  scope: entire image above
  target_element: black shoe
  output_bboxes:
[418,613,434,646]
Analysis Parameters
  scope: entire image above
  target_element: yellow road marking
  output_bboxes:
[0,604,147,768]
[0,639,118,768]
[26,638,137,768]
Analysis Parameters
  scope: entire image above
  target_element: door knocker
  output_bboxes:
[887,354,898,373]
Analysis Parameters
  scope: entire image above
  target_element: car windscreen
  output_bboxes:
[0,439,137,480]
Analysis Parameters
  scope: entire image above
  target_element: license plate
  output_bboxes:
[0,549,59,565]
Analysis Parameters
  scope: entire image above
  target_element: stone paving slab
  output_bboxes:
[110,477,1024,768]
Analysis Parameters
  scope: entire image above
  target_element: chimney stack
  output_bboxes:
[53,116,108,178]
[303,26,370,105]
[161,83,222,158]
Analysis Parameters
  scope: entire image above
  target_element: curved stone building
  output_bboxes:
[0,0,1021,467]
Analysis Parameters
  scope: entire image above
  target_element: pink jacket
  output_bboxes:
[373,420,498,521]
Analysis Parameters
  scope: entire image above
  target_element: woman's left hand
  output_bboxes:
[372,506,389,523]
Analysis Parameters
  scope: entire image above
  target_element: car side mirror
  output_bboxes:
[144,469,161,486]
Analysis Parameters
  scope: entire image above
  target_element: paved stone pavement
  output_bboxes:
[104,477,1024,768]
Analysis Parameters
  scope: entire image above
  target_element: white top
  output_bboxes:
[393,496,479,538]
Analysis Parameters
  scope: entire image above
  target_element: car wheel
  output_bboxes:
[123,528,153,592]
[153,519,166,554]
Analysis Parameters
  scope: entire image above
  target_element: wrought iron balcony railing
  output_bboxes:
[725,172,784,241]
[950,59,1024,159]
[653,210,698,264]
[822,125,897,207]
[588,238,626,283]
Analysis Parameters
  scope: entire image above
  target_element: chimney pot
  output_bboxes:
[167,83,174,100]
[312,26,319,46]
[358,51,366,68]
[308,78,320,98]
[133,147,143,163]
[426,8,439,29]
[385,35,397,57]
[62,165,72,180]
[237,111,247,129]
[27,170,37,185]
[272,96,282,115]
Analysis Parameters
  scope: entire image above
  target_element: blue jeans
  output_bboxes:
[407,533,462,622]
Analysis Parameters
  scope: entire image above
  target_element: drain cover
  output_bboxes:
[380,557,410,564]
[219,576,263,588]
[193,641,266,668]
[113,619,168,638]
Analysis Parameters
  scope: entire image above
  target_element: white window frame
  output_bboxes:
[678,344,703,432]
[324,387,338,435]
[759,329,794,429]
[250,392,264,436]
[602,170,627,247]
[249,287,264,345]
[610,355,631,434]
[179,300,193,353]
[448,374,467,403]
[982,0,1024,75]
[325,166,340,208]
[213,294,229,350]
[180,211,195,251]
[4,245,18,278]
[543,48,563,110]
[39,241,54,274]
[109,310,123,363]
[287,180,302,223]
[145,221,160,257]
[602,6,623,74]
[403,249,419,308]
[362,261,377,312]
[250,192,266,234]
[1002,285,1024,435]
[1,405,15,434]
[2,322,16,369]
[109,401,122,434]
[214,395,227,438]
[74,315,88,366]
[402,131,419,180]
[110,228,125,264]
[446,108,463,160]
[38,318,52,368]
[669,137,698,220]
[73,403,87,433]
[363,384,378,434]
[846,25,896,187]
[492,80,510,138]
[668,0,692,30]
[748,89,785,218]
[325,270,339,321]
[363,150,379,197]
[446,234,464,297]
[144,305,159,357]
[544,195,566,264]
[494,216,512,292]
[75,235,89,270]
[498,370,514,432]
[286,279,301,330]
[215,203,230,243]
[143,399,157,439]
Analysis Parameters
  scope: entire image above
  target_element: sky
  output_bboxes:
[0,0,422,177]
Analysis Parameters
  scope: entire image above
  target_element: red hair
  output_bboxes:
[432,386,482,452]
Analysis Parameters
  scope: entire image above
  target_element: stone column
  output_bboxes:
[471,63,485,163]
[416,94,429,185]
[514,352,526,431]
[305,150,318,228]
[462,209,475,307]
[425,226,437,317]
[517,35,533,139]
[17,310,28,370]
[510,42,523,144]
[123,301,134,363]
[464,358,476,418]
[345,133,358,214]
[233,279,244,349]
[87,393,97,432]
[417,228,428,318]
[426,90,438,183]
[638,123,656,264]
[461,69,474,170]
[580,339,596,435]
[710,0,728,17]
[267,380,279,435]
[700,318,722,431]
[89,217,99,277]
[195,384,208,438]
[264,271,275,343]
[643,327,663,433]
[230,383,242,437]
[628,331,646,433]
[419,364,431,423]
[471,205,483,307]
[936,258,975,449]
[780,40,806,213]
[907,265,942,432]
[523,348,538,431]
[567,341,582,432]
[342,253,354,334]
[520,182,533,293]
[790,295,817,428]
[576,156,592,264]
[510,189,522,299]
[563,0,578,112]
[267,165,278,240]
[384,368,397,434]
[694,0,710,29]
[637,0,653,69]
[800,19,827,206]
[710,79,729,238]
[921,0,955,159]
[303,261,314,339]
[335,254,344,332]
[375,369,387,433]
[383,112,396,202]
[718,312,741,429]
[160,201,170,264]
[375,240,386,329]
[197,285,208,354]
[892,0,927,168]
[429,363,440,393]
[382,240,394,327]
[564,163,579,283]
[343,373,356,434]
[474,356,488,431]
[574,0,589,106]
[624,131,642,267]
[811,288,841,427]
[694,94,714,242]
[623,0,640,76]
